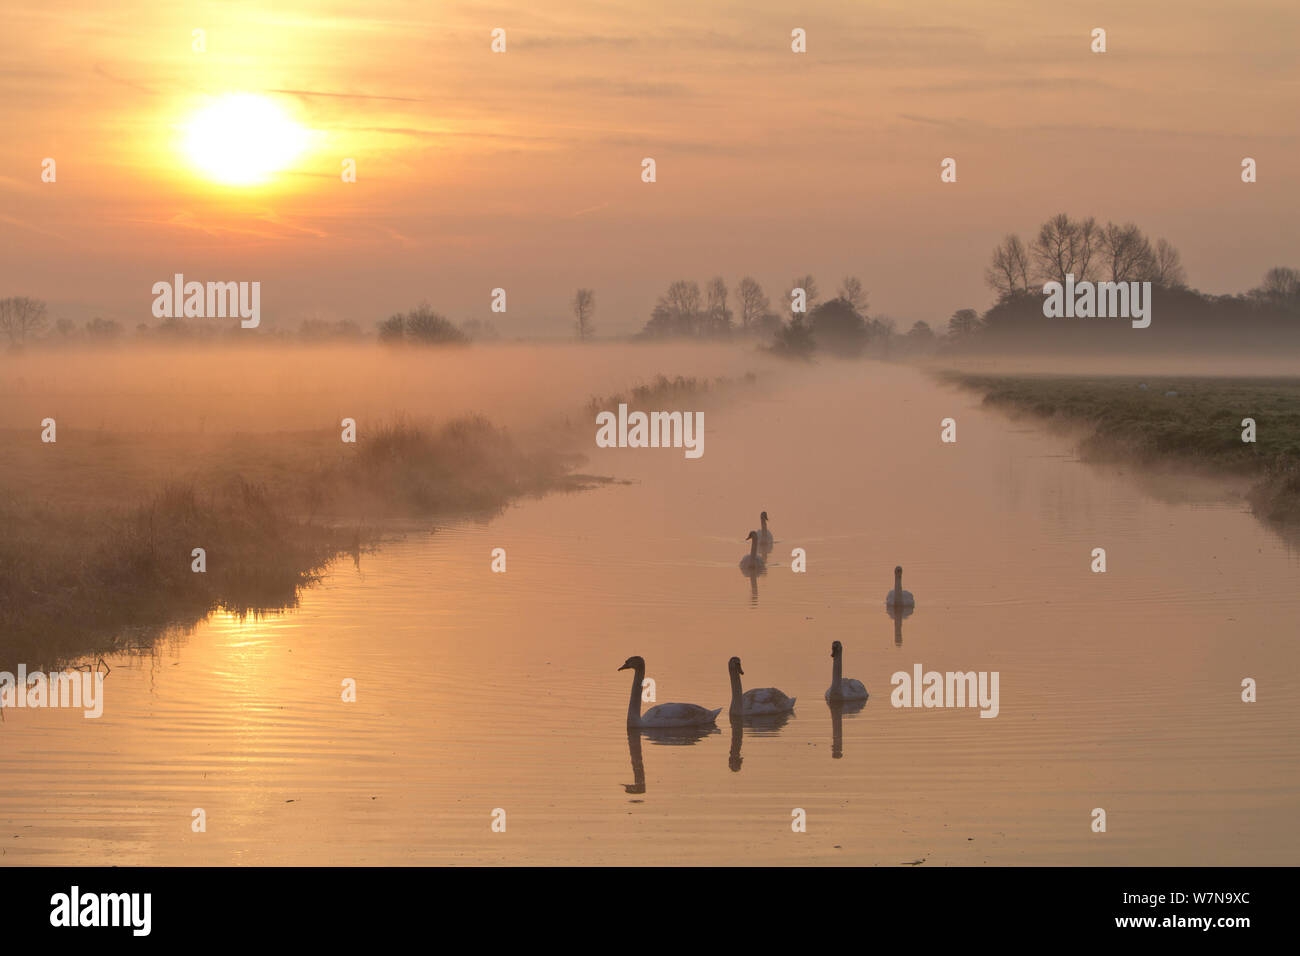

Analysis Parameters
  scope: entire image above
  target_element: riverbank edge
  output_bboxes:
[938,369,1300,535]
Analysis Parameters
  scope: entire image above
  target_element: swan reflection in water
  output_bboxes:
[624,729,646,794]
[823,640,869,759]
[886,603,913,646]
[827,697,868,759]
[739,536,767,605]
[726,710,795,773]
[623,723,719,796]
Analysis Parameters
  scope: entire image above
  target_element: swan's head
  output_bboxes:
[831,640,842,658]
[760,511,768,521]
[728,656,744,676]
[895,565,903,579]
[746,531,758,542]
[618,656,645,672]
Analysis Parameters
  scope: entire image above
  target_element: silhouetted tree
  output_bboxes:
[704,277,733,335]
[772,314,814,358]
[642,280,704,337]
[736,276,770,332]
[1031,213,1098,284]
[947,308,982,338]
[0,296,48,345]
[573,288,595,340]
[1098,222,1154,283]
[1148,238,1187,288]
[378,304,467,344]
[405,306,465,344]
[839,276,869,314]
[868,316,896,340]
[985,234,1033,297]
[377,314,405,342]
[85,317,122,341]
[1257,267,1300,311]
[808,297,868,356]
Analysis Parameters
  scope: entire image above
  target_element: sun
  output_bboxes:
[182,93,308,186]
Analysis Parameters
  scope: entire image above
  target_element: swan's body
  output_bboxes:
[638,702,722,726]
[740,531,766,572]
[619,657,720,728]
[728,656,796,716]
[825,640,869,701]
[758,511,774,551]
[885,565,915,608]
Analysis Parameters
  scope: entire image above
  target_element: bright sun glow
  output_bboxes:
[182,93,308,186]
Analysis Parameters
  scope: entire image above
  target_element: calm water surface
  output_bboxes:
[3,363,1298,865]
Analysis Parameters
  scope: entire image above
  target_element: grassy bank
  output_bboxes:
[943,371,1300,528]
[584,372,755,417]
[1,368,743,671]
[0,416,600,670]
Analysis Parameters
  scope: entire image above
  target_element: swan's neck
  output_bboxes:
[627,667,645,725]
[760,515,768,531]
[729,669,745,715]
[893,571,903,602]
[750,537,759,557]
[832,653,842,690]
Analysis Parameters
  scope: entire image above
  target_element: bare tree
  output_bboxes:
[1031,213,1098,284]
[947,308,982,338]
[643,280,704,337]
[573,288,595,340]
[705,276,732,335]
[1259,266,1300,306]
[736,277,770,331]
[984,234,1033,296]
[1098,222,1155,283]
[1146,238,1187,288]
[839,276,869,314]
[404,304,467,344]
[0,296,49,344]
[665,279,702,333]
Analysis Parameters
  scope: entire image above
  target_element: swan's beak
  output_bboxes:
[617,663,630,671]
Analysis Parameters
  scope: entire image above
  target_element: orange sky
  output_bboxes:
[1,0,1297,334]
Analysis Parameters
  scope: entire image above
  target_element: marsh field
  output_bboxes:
[944,370,1300,527]
[1,343,1299,865]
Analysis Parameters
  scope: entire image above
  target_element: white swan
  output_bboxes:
[728,656,796,716]
[885,565,915,608]
[758,511,774,550]
[619,657,720,728]
[825,640,869,701]
[739,531,766,572]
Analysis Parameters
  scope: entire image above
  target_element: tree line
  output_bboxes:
[945,212,1300,345]
[5,211,1299,350]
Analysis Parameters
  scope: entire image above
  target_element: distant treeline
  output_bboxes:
[4,212,1297,352]
[633,214,1300,356]
[635,274,920,359]
[948,213,1300,351]
[0,300,500,347]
